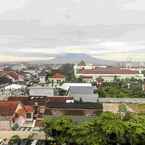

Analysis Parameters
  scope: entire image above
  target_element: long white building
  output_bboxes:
[74,65,144,82]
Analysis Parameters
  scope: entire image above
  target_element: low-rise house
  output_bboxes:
[0,101,33,127]
[0,71,24,82]
[29,86,54,97]
[68,86,98,102]
[23,69,38,76]
[38,71,47,84]
[4,84,26,90]
[0,75,12,85]
[12,103,33,126]
[49,73,65,87]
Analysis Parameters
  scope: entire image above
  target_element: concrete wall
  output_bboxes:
[103,103,120,113]
[46,108,99,116]
[0,131,45,139]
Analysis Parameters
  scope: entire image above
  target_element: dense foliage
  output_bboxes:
[59,64,75,82]
[58,63,85,83]
[97,78,145,98]
[8,135,21,145]
[43,113,145,145]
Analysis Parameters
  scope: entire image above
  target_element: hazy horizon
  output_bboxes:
[0,0,145,62]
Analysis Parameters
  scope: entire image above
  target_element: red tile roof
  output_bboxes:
[80,68,139,75]
[0,101,33,117]
[24,105,33,113]
[0,101,18,116]
[6,71,19,80]
[0,71,20,80]
[52,73,65,79]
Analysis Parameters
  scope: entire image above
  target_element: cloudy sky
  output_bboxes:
[0,0,145,62]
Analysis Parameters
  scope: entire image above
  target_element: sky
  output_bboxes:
[0,0,145,62]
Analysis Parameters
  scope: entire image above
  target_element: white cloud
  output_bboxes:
[0,54,54,62]
[13,39,145,61]
[97,41,145,53]
[18,48,61,54]
[0,0,27,14]
[94,52,145,61]
[122,0,145,11]
[0,0,145,61]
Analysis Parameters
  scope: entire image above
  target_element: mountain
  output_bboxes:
[49,53,117,65]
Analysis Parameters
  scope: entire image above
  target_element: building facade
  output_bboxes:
[74,65,144,82]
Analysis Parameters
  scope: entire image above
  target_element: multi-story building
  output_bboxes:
[74,64,144,82]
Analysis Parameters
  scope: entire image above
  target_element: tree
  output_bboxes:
[119,104,128,118]
[43,113,145,145]
[76,76,84,83]
[97,78,145,98]
[9,135,21,145]
[59,64,75,82]
[125,114,145,145]
[11,123,19,131]
[43,116,75,145]
[78,60,86,66]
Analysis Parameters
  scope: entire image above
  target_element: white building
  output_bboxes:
[74,65,144,82]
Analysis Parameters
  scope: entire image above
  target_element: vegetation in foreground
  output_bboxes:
[43,112,145,145]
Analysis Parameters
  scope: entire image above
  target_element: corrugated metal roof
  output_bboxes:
[68,86,95,95]
[29,86,54,97]
[60,83,92,91]
[68,86,98,102]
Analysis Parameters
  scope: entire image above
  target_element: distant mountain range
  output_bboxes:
[49,53,118,65]
[3,53,144,67]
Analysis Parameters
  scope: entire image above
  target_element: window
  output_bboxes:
[26,113,32,119]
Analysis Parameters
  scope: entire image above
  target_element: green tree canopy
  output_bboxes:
[43,113,145,145]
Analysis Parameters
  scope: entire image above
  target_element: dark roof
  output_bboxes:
[68,86,95,95]
[47,96,73,102]
[46,102,102,109]
[7,96,73,105]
